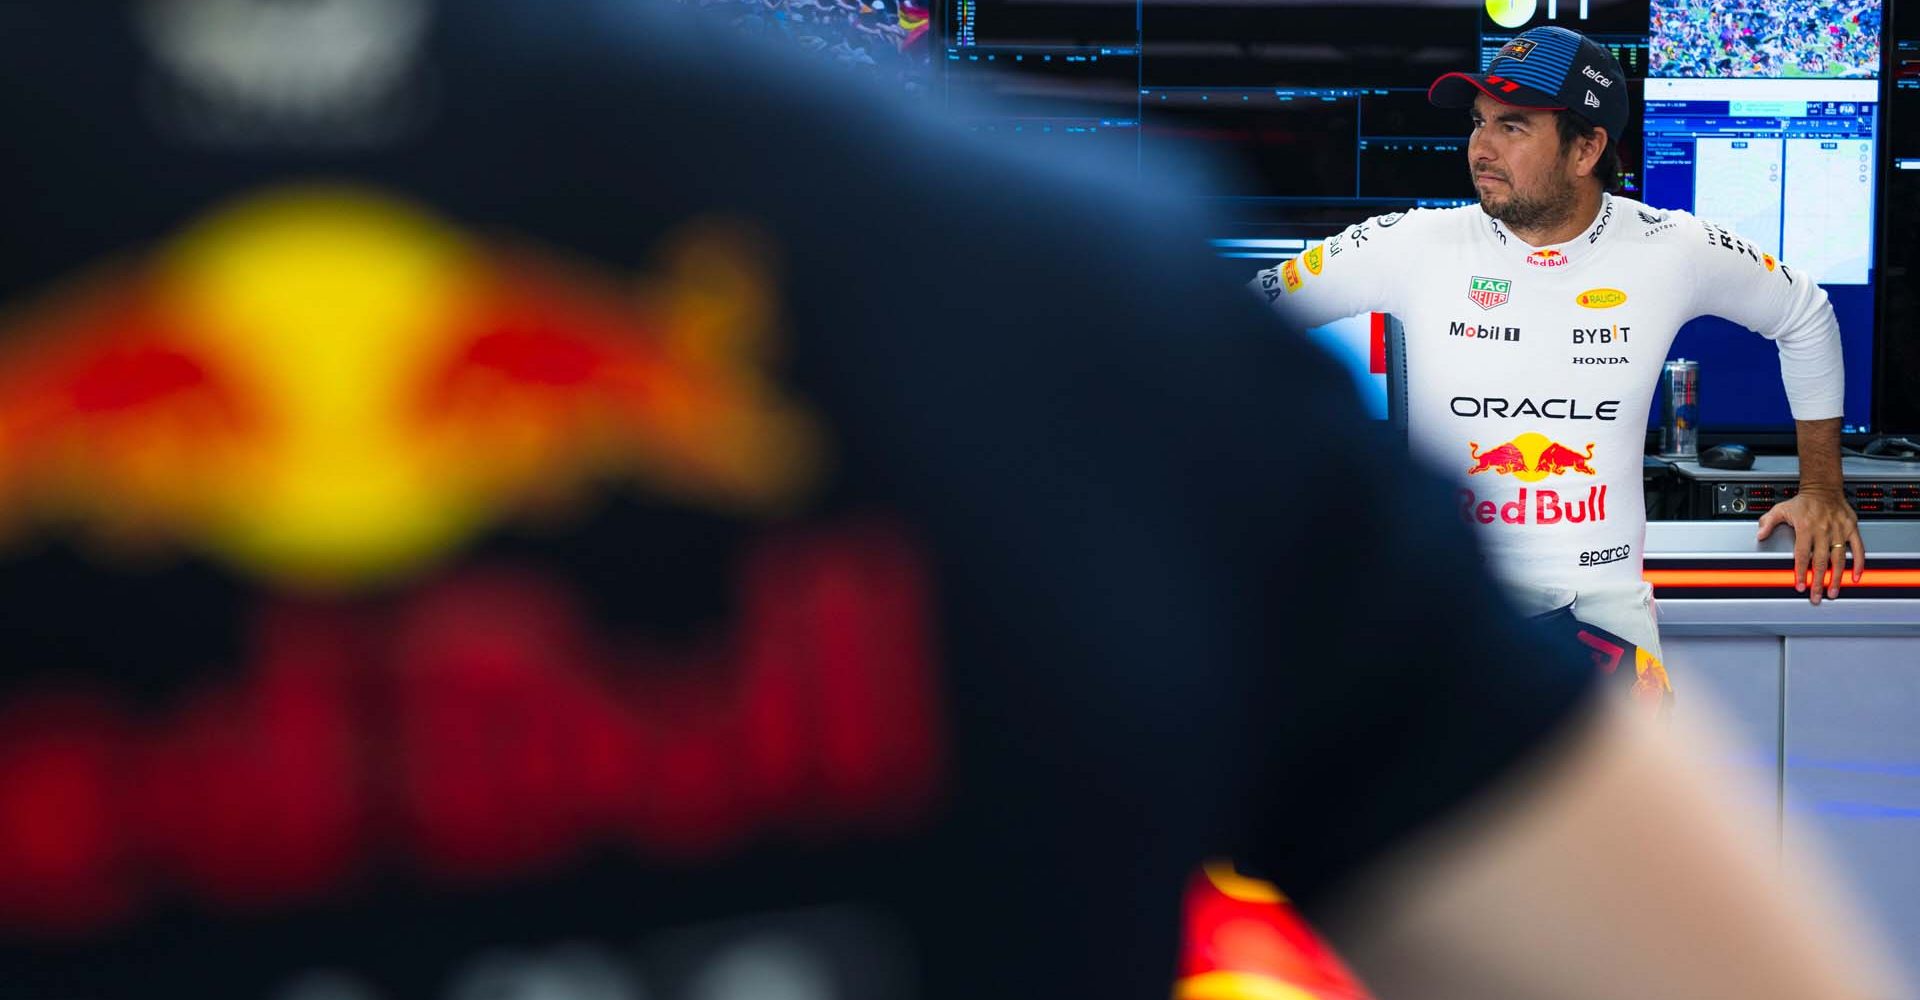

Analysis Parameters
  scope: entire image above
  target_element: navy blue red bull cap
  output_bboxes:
[1429,26,1628,145]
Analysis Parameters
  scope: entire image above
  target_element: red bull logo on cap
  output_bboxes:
[1497,37,1536,61]
[1526,248,1569,268]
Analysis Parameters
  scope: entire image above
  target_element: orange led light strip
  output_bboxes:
[1645,569,1920,589]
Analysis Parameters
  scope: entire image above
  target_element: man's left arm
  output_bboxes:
[1760,416,1864,603]
[1685,217,1863,604]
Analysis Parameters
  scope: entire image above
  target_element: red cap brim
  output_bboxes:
[1428,71,1567,112]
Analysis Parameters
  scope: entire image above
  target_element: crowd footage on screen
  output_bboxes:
[1651,0,1882,79]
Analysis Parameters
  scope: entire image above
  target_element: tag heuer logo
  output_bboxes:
[1468,275,1511,310]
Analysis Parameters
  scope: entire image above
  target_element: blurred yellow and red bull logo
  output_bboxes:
[0,186,822,589]
[0,187,945,936]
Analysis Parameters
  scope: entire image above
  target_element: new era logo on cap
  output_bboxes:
[1585,91,1601,108]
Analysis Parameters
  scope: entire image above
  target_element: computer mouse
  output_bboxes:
[1699,443,1755,471]
[1862,437,1920,461]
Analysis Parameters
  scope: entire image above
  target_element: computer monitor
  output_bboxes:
[942,1,1490,239]
[943,1,1482,424]
[940,0,1888,437]
[1644,0,1882,434]
[1877,1,1920,433]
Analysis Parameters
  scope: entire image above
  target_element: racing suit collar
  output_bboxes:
[1482,193,1613,269]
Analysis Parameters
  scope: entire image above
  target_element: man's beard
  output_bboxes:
[1475,165,1579,232]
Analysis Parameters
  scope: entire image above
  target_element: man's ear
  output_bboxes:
[1578,131,1607,179]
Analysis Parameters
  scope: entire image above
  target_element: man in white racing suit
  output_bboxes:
[1253,25,1864,697]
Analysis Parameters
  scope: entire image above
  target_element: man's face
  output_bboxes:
[1467,93,1578,231]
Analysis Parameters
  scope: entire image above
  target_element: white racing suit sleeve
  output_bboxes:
[1248,212,1416,329]
[1687,217,1845,421]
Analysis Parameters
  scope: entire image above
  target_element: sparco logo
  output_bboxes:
[1580,543,1633,567]
[1450,321,1520,342]
[1451,397,1621,420]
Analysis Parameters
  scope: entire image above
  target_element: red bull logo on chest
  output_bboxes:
[1460,432,1606,526]
[1466,432,1597,481]
[1459,484,1608,526]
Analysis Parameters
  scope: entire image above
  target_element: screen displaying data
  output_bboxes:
[1642,0,1881,432]
[941,0,1885,432]
[1875,13,1920,432]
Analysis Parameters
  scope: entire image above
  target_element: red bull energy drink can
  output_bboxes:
[1660,358,1699,459]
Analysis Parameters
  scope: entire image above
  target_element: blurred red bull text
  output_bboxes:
[0,520,943,936]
